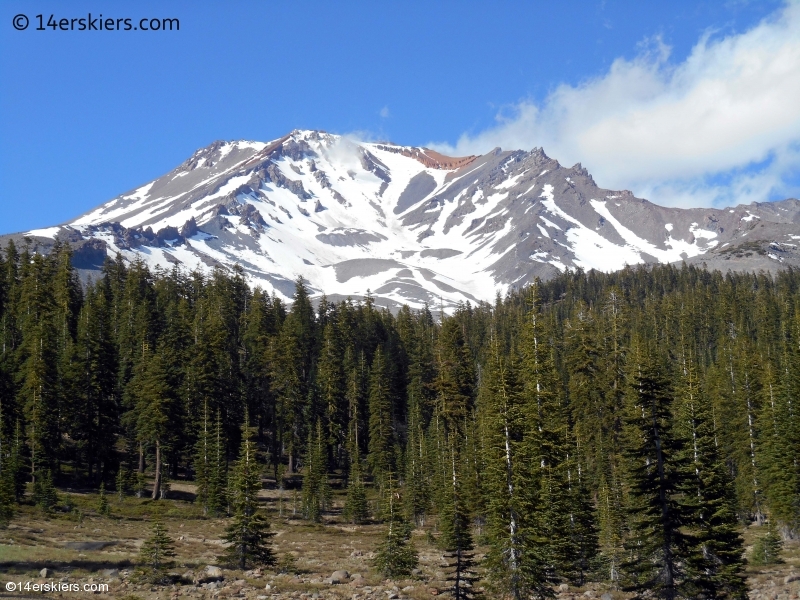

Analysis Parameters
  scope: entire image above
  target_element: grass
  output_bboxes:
[2,479,798,599]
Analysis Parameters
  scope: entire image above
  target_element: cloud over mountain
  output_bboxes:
[432,2,800,209]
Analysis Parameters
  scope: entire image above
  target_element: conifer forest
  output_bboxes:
[1,240,799,599]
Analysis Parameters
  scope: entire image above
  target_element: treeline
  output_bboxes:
[1,240,799,598]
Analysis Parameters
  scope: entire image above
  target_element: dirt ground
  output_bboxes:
[0,480,797,599]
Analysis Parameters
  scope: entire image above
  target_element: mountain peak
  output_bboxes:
[7,134,800,309]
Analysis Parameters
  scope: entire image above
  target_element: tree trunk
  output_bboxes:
[152,440,161,500]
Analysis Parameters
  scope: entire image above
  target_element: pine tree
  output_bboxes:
[404,391,430,526]
[0,444,13,526]
[0,401,15,526]
[317,321,346,464]
[620,349,688,600]
[596,472,624,583]
[138,520,176,579]
[221,417,275,570]
[439,439,480,600]
[194,404,227,515]
[402,305,436,528]
[32,469,59,513]
[750,521,784,565]
[759,336,800,538]
[301,419,330,522]
[116,465,130,500]
[194,399,211,512]
[127,345,179,501]
[677,360,747,600]
[374,473,418,578]
[208,410,228,516]
[97,482,110,516]
[67,280,117,484]
[481,333,551,599]
[559,451,600,587]
[343,448,369,524]
[368,346,394,493]
[17,253,61,482]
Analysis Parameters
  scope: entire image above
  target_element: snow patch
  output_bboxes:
[26,226,61,238]
[495,172,525,190]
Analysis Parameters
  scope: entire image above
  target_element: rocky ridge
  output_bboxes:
[4,129,799,308]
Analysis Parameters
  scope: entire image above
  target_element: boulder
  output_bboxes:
[205,565,223,578]
[601,594,614,600]
[39,568,50,578]
[197,565,224,584]
[100,569,119,577]
[784,573,800,584]
[330,570,350,583]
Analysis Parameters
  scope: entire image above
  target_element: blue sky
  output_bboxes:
[1,0,798,234]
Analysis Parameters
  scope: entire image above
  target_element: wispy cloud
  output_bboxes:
[379,106,390,119]
[430,2,800,208]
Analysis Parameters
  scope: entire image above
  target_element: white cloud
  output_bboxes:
[379,106,390,119]
[431,2,800,208]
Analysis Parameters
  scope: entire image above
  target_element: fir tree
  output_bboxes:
[374,473,418,578]
[677,360,747,600]
[32,469,59,513]
[759,339,800,538]
[221,416,275,570]
[368,346,394,493]
[116,466,130,500]
[439,440,480,600]
[208,410,228,516]
[317,321,346,464]
[195,405,228,516]
[138,520,176,578]
[620,349,688,600]
[301,419,330,522]
[559,453,600,587]
[0,445,13,526]
[128,346,179,500]
[97,482,110,516]
[750,521,783,565]
[596,472,624,583]
[404,393,430,526]
[481,333,552,600]
[0,402,15,526]
[194,399,212,512]
[17,253,61,481]
[343,448,369,524]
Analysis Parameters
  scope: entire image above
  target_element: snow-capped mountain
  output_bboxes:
[8,130,800,308]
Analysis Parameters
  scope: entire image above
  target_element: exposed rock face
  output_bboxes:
[5,129,799,309]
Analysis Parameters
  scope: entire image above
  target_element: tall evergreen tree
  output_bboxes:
[620,348,688,600]
[17,253,61,481]
[221,416,275,569]
[194,400,227,515]
[127,346,179,500]
[374,473,418,578]
[676,360,747,600]
[301,419,330,522]
[343,447,369,524]
[439,438,480,600]
[482,334,552,599]
[367,346,394,493]
[138,520,176,579]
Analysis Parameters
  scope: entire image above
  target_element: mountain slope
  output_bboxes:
[9,130,800,308]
